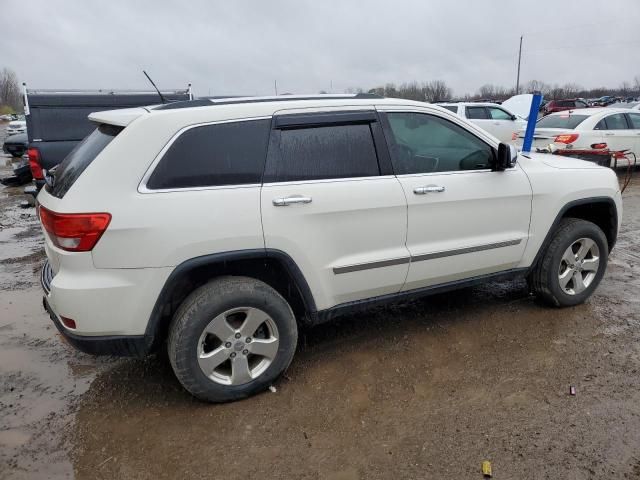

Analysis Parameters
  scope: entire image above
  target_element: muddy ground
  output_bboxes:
[1,131,640,479]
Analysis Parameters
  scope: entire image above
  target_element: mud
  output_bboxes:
[1,138,640,478]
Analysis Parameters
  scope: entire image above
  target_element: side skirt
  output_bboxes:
[313,268,529,325]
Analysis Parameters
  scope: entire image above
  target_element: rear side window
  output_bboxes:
[600,113,629,130]
[147,119,270,190]
[556,100,575,107]
[628,113,640,129]
[440,105,459,114]
[48,124,123,198]
[537,114,589,129]
[466,107,489,119]
[264,124,379,182]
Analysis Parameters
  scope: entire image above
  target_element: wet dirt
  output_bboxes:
[1,147,640,478]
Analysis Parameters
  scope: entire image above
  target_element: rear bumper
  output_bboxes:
[41,260,156,357]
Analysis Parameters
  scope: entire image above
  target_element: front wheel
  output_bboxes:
[168,276,298,402]
[529,218,608,307]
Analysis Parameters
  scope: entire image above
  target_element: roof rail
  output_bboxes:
[154,93,385,111]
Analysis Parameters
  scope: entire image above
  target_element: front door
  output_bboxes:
[378,108,532,292]
[260,110,409,310]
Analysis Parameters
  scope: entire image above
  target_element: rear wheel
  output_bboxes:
[168,276,298,402]
[529,218,608,307]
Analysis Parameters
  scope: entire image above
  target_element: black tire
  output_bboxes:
[168,276,298,402]
[529,218,608,307]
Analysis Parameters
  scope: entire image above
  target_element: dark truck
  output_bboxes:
[24,87,191,194]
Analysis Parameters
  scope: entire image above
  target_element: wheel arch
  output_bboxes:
[530,196,618,271]
[144,249,317,352]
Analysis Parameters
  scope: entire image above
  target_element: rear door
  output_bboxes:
[625,112,640,158]
[260,110,409,310]
[377,107,532,291]
[594,113,634,153]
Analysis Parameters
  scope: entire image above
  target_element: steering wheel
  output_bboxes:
[459,150,489,170]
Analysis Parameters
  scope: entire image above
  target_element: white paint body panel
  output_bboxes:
[35,97,622,338]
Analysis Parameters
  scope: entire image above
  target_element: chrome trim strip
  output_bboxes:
[333,257,410,274]
[411,239,523,263]
[333,239,522,275]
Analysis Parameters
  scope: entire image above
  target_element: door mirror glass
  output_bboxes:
[494,143,517,171]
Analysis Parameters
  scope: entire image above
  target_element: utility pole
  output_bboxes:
[274,80,278,96]
[516,36,523,94]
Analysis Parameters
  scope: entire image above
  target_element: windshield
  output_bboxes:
[536,114,589,129]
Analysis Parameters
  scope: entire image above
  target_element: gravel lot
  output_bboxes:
[1,122,640,479]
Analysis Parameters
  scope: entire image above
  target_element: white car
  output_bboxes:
[7,120,27,135]
[438,102,527,143]
[519,108,640,159]
[37,94,621,402]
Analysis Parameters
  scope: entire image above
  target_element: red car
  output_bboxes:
[543,99,590,115]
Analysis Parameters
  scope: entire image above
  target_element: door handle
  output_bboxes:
[413,185,445,195]
[604,133,615,136]
[272,195,312,206]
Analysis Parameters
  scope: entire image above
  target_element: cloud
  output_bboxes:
[3,0,638,97]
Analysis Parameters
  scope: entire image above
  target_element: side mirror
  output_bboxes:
[493,143,518,171]
[511,114,517,121]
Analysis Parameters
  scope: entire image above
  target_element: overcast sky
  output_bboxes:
[3,0,639,97]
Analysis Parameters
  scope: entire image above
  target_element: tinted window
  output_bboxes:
[628,113,640,129]
[556,100,575,107]
[537,114,589,129]
[49,124,123,198]
[147,120,270,190]
[441,105,459,113]
[385,112,494,173]
[466,107,489,119]
[265,124,379,182]
[488,107,512,120]
[602,113,629,130]
[576,101,588,108]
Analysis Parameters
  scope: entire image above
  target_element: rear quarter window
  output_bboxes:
[48,124,123,198]
[146,119,271,190]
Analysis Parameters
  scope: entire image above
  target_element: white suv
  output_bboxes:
[37,94,622,402]
[438,102,527,143]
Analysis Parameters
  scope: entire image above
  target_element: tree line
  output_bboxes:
[0,68,21,114]
[360,77,640,102]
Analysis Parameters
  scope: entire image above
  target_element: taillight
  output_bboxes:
[554,133,580,144]
[28,147,44,180]
[39,206,111,252]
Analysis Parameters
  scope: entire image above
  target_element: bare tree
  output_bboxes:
[0,68,21,112]
[422,80,452,102]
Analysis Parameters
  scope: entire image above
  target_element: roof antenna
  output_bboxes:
[143,70,166,104]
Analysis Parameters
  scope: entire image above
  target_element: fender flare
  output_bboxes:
[529,196,618,271]
[144,249,317,347]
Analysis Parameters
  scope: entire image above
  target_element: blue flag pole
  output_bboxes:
[522,93,543,153]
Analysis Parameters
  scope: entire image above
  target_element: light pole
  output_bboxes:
[516,36,523,94]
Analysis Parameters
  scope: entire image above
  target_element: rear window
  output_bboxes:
[48,124,123,198]
[536,114,589,129]
[556,100,575,107]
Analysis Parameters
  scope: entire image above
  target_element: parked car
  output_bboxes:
[2,132,28,157]
[517,107,640,159]
[591,96,616,107]
[7,119,27,135]
[543,99,590,115]
[24,87,192,192]
[437,102,526,143]
[38,94,621,403]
